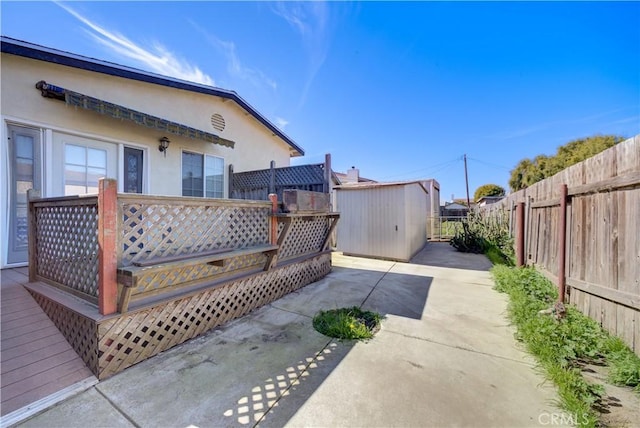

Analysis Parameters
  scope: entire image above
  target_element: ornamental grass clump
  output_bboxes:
[312,306,382,340]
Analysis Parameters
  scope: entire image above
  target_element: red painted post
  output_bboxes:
[269,193,278,245]
[98,178,118,315]
[557,184,568,303]
[516,202,525,267]
[27,189,41,283]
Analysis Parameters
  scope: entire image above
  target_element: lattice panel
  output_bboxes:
[232,164,324,189]
[34,202,100,297]
[27,289,99,375]
[230,164,326,201]
[131,252,267,295]
[232,169,271,189]
[120,203,270,266]
[275,164,325,186]
[97,253,331,379]
[278,216,330,260]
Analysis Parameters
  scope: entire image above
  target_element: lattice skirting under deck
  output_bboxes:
[28,252,331,380]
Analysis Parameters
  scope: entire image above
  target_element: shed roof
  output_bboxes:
[1,36,304,157]
[334,180,428,194]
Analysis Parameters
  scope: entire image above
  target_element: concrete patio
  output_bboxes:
[14,243,564,428]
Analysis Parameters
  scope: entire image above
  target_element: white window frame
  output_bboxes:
[181,149,225,198]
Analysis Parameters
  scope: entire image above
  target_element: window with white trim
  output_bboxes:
[182,151,224,198]
[64,144,107,195]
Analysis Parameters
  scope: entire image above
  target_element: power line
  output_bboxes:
[466,156,512,171]
[378,157,462,180]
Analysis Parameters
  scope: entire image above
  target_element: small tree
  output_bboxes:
[474,184,505,202]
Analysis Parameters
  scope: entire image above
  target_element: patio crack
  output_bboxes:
[385,330,536,367]
[359,262,397,308]
[94,386,141,428]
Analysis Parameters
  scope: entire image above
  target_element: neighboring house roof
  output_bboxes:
[442,202,469,210]
[334,180,428,194]
[476,195,505,204]
[0,36,304,157]
[333,172,377,184]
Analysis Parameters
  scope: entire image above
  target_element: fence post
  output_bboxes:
[228,164,234,198]
[558,184,568,303]
[98,178,118,315]
[269,161,276,195]
[508,200,514,237]
[269,193,278,245]
[27,189,41,282]
[516,202,525,267]
[324,153,332,194]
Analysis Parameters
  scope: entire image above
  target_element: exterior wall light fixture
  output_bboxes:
[159,136,171,157]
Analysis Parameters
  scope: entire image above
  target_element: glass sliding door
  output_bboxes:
[7,125,41,264]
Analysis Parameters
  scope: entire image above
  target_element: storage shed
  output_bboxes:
[334,181,429,262]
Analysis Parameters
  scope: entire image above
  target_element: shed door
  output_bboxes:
[7,125,41,264]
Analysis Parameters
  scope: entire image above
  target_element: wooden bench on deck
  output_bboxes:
[116,244,279,313]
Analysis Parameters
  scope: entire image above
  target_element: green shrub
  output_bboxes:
[450,211,514,263]
[449,220,487,253]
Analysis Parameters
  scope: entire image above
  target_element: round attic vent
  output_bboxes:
[211,113,226,132]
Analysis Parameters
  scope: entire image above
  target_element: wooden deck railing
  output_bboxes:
[28,193,100,304]
[29,179,339,316]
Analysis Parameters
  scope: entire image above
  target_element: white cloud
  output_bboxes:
[191,24,277,90]
[56,2,215,86]
[271,1,332,107]
[610,116,640,125]
[487,108,633,141]
[274,117,289,129]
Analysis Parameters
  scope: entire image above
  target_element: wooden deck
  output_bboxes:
[1,268,95,417]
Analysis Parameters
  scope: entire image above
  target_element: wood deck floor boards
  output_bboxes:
[2,307,52,325]
[1,309,51,330]
[1,270,95,417]
[1,359,92,403]
[2,314,53,334]
[0,325,61,349]
[0,299,38,315]
[0,334,65,362]
[1,366,92,415]
[1,348,85,388]
[1,340,74,374]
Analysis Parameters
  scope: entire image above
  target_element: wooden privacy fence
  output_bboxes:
[480,135,640,355]
[229,154,332,201]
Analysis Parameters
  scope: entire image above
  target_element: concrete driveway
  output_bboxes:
[17,243,563,428]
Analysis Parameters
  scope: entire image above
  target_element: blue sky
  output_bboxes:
[2,1,639,203]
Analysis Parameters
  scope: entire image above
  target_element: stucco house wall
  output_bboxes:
[0,37,303,267]
[1,55,293,196]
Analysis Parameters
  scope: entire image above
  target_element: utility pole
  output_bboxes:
[464,154,471,209]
